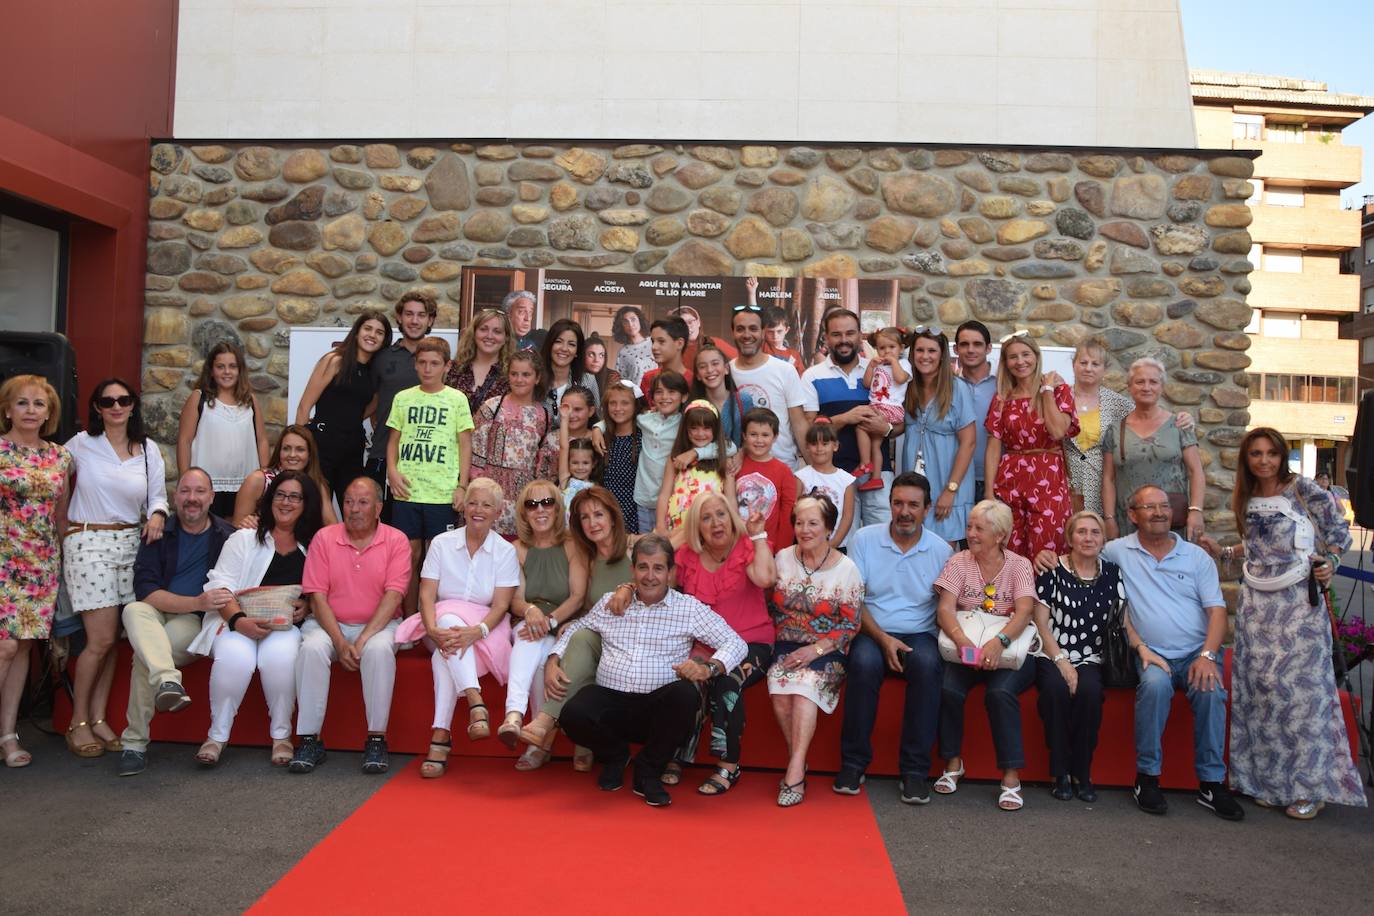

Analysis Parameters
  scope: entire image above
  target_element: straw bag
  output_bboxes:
[234,585,302,631]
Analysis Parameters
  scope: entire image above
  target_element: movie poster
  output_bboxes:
[460,267,903,371]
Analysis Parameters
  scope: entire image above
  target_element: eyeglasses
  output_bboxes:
[272,491,305,504]
[732,304,762,313]
[523,497,559,509]
[998,330,1030,345]
[1130,502,1172,513]
[96,395,135,409]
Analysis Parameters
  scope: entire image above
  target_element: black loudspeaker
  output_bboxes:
[0,331,79,444]
[1349,388,1374,529]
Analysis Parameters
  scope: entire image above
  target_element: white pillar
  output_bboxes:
[1301,439,1317,477]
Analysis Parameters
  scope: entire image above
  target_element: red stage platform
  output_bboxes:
[57,644,1361,789]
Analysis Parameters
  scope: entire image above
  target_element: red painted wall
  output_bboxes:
[0,1,178,403]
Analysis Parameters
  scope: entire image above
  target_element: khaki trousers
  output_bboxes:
[120,601,201,751]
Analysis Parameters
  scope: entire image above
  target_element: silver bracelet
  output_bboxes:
[750,533,768,542]
[478,622,490,638]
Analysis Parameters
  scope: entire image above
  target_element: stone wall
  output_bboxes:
[142,140,1256,532]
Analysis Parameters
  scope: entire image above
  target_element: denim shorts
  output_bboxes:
[391,501,456,541]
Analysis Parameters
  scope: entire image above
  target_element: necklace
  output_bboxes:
[1064,556,1101,587]
[798,546,832,596]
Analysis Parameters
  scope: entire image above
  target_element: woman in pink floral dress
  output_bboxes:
[984,334,1078,559]
[0,375,73,767]
[470,351,558,537]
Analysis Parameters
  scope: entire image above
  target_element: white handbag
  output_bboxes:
[938,610,1040,670]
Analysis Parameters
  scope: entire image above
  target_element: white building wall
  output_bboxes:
[175,0,1196,147]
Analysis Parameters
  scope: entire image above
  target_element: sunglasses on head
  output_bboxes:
[96,395,136,409]
[998,329,1030,345]
[523,496,559,509]
[910,325,944,338]
[732,304,762,313]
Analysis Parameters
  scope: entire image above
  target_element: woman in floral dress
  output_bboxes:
[1202,427,1363,819]
[767,494,864,806]
[984,333,1078,559]
[470,351,558,537]
[0,375,73,767]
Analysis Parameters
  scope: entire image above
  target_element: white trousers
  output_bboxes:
[431,612,494,730]
[208,627,300,743]
[295,618,399,735]
[505,624,555,717]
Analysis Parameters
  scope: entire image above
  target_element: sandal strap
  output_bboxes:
[0,733,18,743]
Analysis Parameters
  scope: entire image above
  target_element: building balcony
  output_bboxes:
[1247,271,1360,314]
[1248,205,1361,250]
[1234,139,1362,187]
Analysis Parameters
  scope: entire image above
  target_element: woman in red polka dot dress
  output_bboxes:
[983,333,1078,559]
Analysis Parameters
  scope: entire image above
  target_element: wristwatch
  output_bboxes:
[547,616,559,631]
[997,633,1011,648]
[945,481,959,493]
[1199,649,1219,662]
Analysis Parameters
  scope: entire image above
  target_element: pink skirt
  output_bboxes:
[394,599,512,685]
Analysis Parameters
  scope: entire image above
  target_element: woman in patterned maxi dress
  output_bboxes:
[1203,427,1363,819]
[0,375,73,767]
[983,335,1078,559]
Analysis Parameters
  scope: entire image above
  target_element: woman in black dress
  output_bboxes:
[1031,510,1123,804]
[295,311,392,505]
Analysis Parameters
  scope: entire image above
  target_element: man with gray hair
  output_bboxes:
[552,534,747,806]
[503,289,545,352]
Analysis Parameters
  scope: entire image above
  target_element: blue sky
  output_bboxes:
[1180,0,1374,207]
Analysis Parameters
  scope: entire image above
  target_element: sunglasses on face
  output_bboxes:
[96,395,136,409]
[523,497,558,509]
[272,491,305,504]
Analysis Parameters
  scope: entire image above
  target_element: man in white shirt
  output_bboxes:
[730,305,809,467]
[553,535,747,807]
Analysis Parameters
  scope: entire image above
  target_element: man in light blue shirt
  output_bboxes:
[954,320,997,504]
[835,472,953,804]
[1100,484,1243,822]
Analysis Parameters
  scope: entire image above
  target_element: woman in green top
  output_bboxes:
[519,485,634,769]
[1101,357,1206,542]
[497,479,588,770]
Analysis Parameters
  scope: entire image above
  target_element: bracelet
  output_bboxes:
[815,644,824,657]
[226,611,246,634]
[750,533,768,542]
[1052,653,1069,664]
[1039,385,1054,394]
[1103,515,1115,521]
[1187,505,1203,513]
[478,622,490,638]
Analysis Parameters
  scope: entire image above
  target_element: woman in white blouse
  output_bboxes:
[395,477,517,778]
[187,471,324,766]
[62,379,169,758]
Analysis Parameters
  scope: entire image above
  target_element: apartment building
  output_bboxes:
[1339,198,1374,395]
[1192,70,1374,479]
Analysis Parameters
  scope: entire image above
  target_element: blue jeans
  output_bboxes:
[857,470,893,527]
[1134,648,1227,783]
[839,632,941,777]
[939,659,1034,770]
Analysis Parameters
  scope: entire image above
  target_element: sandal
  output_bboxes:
[65,721,104,758]
[420,740,451,779]
[497,712,524,750]
[1285,800,1324,820]
[660,761,683,786]
[998,782,1024,811]
[698,764,740,796]
[195,740,224,767]
[777,778,807,807]
[1,733,32,768]
[933,764,965,795]
[572,745,594,773]
[519,716,553,748]
[514,745,551,771]
[270,739,294,767]
[466,703,490,741]
[91,719,123,752]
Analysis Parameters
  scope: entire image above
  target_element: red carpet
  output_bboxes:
[251,757,906,916]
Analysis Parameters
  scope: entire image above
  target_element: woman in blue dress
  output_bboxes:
[900,327,976,545]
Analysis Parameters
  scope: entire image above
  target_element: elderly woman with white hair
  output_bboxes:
[1101,357,1206,542]
[398,477,518,779]
[932,499,1038,811]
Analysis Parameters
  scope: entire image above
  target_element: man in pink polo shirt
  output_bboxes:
[289,477,411,775]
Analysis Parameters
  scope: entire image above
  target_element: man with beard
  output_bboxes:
[802,308,896,524]
[367,291,438,496]
[729,305,809,468]
[116,467,236,776]
[834,473,952,803]
[506,290,546,352]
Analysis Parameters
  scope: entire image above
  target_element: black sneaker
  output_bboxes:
[633,775,672,807]
[361,735,389,774]
[1074,780,1098,803]
[1134,773,1168,815]
[154,681,191,713]
[1197,781,1245,821]
[117,749,146,777]
[1050,775,1074,801]
[899,774,931,805]
[288,736,326,774]
[597,755,629,792]
[832,768,866,795]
